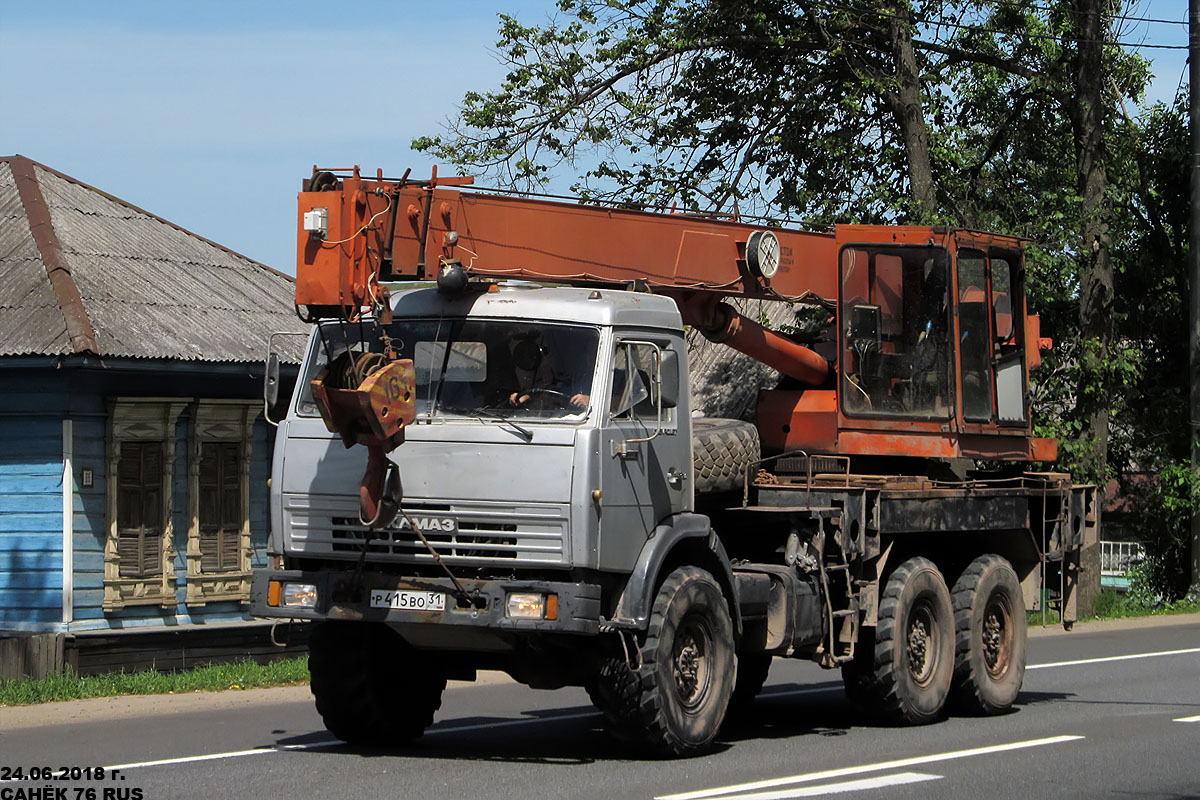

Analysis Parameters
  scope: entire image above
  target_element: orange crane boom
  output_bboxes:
[294,166,1055,470]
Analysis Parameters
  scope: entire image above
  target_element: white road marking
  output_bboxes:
[1027,646,1200,670]
[106,745,314,772]
[704,772,942,800]
[17,643,1193,783]
[0,710,605,781]
[655,735,1084,800]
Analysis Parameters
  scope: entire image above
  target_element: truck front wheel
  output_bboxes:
[949,554,1026,715]
[590,567,735,756]
[641,566,736,755]
[308,621,446,745]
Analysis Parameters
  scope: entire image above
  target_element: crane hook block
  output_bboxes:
[311,358,417,451]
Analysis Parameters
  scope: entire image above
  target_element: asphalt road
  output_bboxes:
[2,616,1198,800]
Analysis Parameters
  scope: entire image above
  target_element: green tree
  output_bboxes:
[1107,94,1196,600]
[414,0,1041,221]
[417,0,1170,494]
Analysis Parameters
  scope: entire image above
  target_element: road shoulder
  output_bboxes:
[1028,611,1200,638]
[0,671,514,731]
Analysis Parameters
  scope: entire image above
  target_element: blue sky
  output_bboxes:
[0,1,1189,274]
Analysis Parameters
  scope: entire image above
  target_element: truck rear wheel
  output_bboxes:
[844,557,954,725]
[308,621,446,745]
[692,418,760,494]
[949,554,1026,715]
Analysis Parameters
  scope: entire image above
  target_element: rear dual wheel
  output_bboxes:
[843,557,954,724]
[950,554,1026,715]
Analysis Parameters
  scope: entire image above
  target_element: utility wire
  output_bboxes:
[983,0,1186,25]
[812,0,1190,49]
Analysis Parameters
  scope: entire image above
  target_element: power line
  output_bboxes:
[913,0,1186,26]
[815,1,1190,50]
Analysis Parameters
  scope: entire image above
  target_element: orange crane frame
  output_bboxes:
[294,167,1056,465]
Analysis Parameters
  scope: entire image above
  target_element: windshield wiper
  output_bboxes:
[442,405,534,442]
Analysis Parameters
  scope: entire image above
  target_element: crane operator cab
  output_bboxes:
[839,240,1030,432]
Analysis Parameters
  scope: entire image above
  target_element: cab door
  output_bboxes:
[596,337,688,571]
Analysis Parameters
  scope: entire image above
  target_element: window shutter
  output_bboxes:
[198,441,242,573]
[116,441,164,578]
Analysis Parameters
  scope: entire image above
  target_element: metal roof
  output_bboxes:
[389,284,684,330]
[0,155,308,362]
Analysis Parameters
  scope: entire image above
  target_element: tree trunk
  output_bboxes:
[889,11,936,217]
[1070,0,1114,482]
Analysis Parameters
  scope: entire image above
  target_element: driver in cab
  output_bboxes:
[507,332,589,410]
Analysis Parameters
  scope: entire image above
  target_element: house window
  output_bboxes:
[104,399,188,611]
[184,401,259,606]
[198,442,241,573]
[116,441,164,579]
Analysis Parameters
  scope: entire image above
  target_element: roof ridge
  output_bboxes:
[0,154,295,284]
[7,155,100,354]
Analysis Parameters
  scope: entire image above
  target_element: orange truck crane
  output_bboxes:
[254,167,1096,756]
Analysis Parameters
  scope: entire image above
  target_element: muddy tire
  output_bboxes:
[847,557,954,725]
[308,621,446,744]
[692,418,760,494]
[612,566,736,756]
[949,554,1027,715]
[731,653,772,706]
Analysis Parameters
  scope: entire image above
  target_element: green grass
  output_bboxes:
[0,656,309,707]
[1027,589,1200,627]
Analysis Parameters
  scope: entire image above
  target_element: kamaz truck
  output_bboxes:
[252,168,1096,756]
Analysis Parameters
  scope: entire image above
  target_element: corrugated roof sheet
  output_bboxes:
[0,155,308,362]
[0,161,71,356]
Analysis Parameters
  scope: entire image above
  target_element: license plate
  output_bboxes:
[369,589,446,612]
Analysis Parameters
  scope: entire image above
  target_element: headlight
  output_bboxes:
[506,592,558,619]
[507,593,546,619]
[282,582,318,608]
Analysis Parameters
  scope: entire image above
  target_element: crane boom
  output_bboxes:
[293,166,1056,512]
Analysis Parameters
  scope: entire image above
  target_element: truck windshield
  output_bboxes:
[296,319,600,421]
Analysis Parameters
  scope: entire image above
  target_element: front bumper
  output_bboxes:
[250,569,602,635]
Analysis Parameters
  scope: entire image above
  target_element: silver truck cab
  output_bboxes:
[252,284,702,642]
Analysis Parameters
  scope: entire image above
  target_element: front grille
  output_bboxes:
[331,518,524,559]
[286,497,568,566]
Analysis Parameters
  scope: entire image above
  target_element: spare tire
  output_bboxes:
[691,418,760,494]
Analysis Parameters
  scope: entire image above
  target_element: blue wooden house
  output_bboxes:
[0,155,307,662]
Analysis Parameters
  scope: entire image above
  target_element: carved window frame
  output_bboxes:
[103,398,189,611]
[184,401,260,606]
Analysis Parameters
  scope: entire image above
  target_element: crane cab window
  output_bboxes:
[957,250,994,421]
[840,245,953,419]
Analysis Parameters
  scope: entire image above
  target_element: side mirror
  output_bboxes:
[264,352,281,409]
[660,350,680,409]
